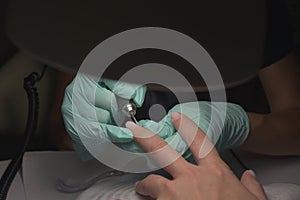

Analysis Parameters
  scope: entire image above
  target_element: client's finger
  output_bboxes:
[126,121,188,177]
[241,170,268,200]
[171,112,220,164]
[135,174,169,199]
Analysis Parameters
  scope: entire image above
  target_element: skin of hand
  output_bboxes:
[242,53,300,155]
[126,112,267,200]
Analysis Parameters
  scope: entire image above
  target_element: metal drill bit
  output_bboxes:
[129,111,138,124]
[122,102,138,124]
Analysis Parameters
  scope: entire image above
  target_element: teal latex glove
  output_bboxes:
[61,76,146,160]
[138,101,250,159]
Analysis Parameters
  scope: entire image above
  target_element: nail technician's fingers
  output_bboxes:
[126,121,188,177]
[135,174,169,199]
[94,85,117,110]
[171,112,220,164]
[240,170,268,200]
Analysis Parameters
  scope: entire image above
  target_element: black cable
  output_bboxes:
[0,67,46,200]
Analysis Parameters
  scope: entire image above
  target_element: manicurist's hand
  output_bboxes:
[126,112,267,200]
[61,74,146,160]
[139,101,250,159]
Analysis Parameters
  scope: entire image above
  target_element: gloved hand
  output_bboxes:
[138,101,250,158]
[61,75,146,160]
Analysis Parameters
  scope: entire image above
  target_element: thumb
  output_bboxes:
[135,174,169,199]
[240,170,268,200]
[131,85,146,107]
[102,79,146,107]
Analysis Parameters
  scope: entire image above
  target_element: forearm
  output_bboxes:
[240,109,300,155]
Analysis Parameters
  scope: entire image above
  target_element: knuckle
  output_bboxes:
[214,168,227,178]
[162,181,174,193]
[185,166,197,176]
[146,174,157,181]
[136,181,146,192]
[211,164,232,178]
[149,139,166,152]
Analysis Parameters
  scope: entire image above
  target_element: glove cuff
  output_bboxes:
[216,103,250,150]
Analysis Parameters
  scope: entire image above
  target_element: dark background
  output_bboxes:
[0,0,300,161]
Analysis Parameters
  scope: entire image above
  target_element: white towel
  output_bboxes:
[77,175,300,200]
[76,174,152,200]
[263,183,300,200]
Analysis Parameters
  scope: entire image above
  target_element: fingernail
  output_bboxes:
[171,112,181,121]
[247,170,256,178]
[125,121,138,130]
[135,181,140,188]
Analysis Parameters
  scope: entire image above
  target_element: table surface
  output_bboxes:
[0,161,26,200]
[1,151,299,200]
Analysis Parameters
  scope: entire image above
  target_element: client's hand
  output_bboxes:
[126,112,267,200]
